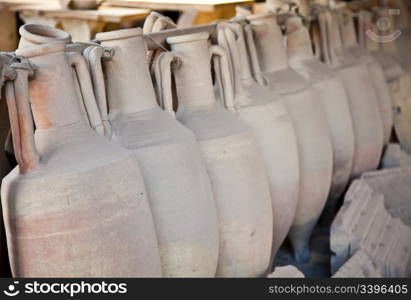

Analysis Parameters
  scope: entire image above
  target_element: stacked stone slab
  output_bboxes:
[361,168,411,227]
[333,250,382,278]
[381,144,411,169]
[331,168,411,277]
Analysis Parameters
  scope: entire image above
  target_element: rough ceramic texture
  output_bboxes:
[381,143,411,169]
[331,168,411,277]
[333,250,382,278]
[317,10,384,179]
[373,7,411,155]
[358,8,411,155]
[0,53,16,277]
[2,41,162,277]
[216,21,300,261]
[89,28,220,278]
[338,8,394,146]
[387,0,411,75]
[0,99,11,277]
[286,16,354,220]
[155,32,274,277]
[247,13,333,264]
[0,54,15,180]
[17,24,97,134]
[267,265,305,278]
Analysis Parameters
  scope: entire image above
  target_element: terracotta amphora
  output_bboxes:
[246,13,333,263]
[363,8,411,155]
[386,0,411,75]
[285,16,355,220]
[316,9,384,179]
[1,41,162,277]
[83,28,220,278]
[337,8,393,146]
[154,32,273,277]
[0,54,16,277]
[215,21,300,262]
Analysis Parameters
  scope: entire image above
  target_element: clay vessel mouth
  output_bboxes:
[19,24,71,45]
[95,28,143,42]
[16,41,66,58]
[166,32,209,45]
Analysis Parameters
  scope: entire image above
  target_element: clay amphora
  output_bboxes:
[285,16,355,219]
[215,21,300,262]
[154,32,273,277]
[386,0,411,75]
[365,8,411,155]
[246,13,333,263]
[0,54,15,277]
[1,41,162,277]
[85,28,220,278]
[337,8,393,146]
[317,10,384,179]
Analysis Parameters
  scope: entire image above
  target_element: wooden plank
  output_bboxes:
[0,7,18,51]
[104,0,253,12]
[12,4,149,22]
[0,0,50,7]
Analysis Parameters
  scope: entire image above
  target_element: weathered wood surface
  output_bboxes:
[0,1,49,51]
[104,0,253,25]
[12,2,149,41]
[105,0,253,12]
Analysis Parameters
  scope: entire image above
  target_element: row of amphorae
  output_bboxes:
[0,1,410,277]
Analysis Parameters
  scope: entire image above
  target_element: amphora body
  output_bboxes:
[1,41,162,277]
[359,8,411,155]
[285,17,355,219]
[155,32,273,277]
[216,21,300,259]
[317,10,384,179]
[338,9,393,145]
[88,28,220,278]
[0,54,15,276]
[247,13,333,263]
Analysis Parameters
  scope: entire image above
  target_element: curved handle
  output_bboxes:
[317,12,332,65]
[5,69,39,174]
[143,11,162,34]
[66,51,105,136]
[147,15,178,69]
[82,46,112,138]
[215,26,235,103]
[153,51,178,116]
[244,24,269,87]
[310,21,323,60]
[209,45,235,112]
